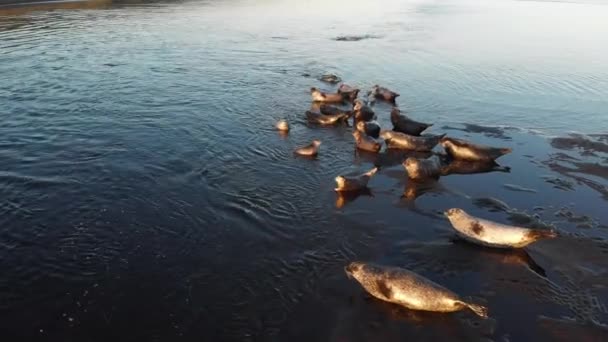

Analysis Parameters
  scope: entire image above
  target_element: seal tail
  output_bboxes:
[527,229,559,241]
[365,167,379,177]
[464,302,488,319]
[500,148,513,155]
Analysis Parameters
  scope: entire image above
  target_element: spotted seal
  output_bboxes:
[345,262,488,318]
[391,107,432,136]
[294,140,321,156]
[440,137,512,162]
[334,167,378,192]
[444,208,558,248]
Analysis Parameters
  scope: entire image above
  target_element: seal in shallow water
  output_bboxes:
[305,111,349,125]
[294,140,321,156]
[345,262,488,318]
[310,87,345,103]
[275,119,289,132]
[356,120,381,139]
[403,155,442,180]
[381,131,445,152]
[391,107,432,136]
[444,208,558,248]
[334,167,378,192]
[440,137,512,162]
[353,99,375,122]
[337,84,360,102]
[353,130,382,153]
[371,85,400,102]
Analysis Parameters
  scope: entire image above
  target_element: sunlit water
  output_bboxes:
[1,0,607,340]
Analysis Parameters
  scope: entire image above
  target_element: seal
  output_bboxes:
[444,208,558,248]
[310,87,345,103]
[371,85,400,102]
[334,167,378,192]
[319,104,353,118]
[356,120,381,139]
[353,130,382,153]
[391,107,432,136]
[345,262,488,318]
[337,84,360,102]
[381,131,445,152]
[306,111,349,125]
[294,140,321,156]
[403,155,442,180]
[440,137,512,162]
[353,99,375,122]
[319,74,342,84]
[275,119,289,132]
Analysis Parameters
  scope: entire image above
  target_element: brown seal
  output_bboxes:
[275,119,289,132]
[305,111,349,125]
[337,84,360,102]
[345,262,488,318]
[294,140,321,156]
[381,131,445,152]
[311,87,345,103]
[371,85,400,102]
[356,120,381,139]
[391,107,432,136]
[353,130,382,153]
[353,99,375,122]
[334,167,378,192]
[440,137,512,162]
[403,155,442,180]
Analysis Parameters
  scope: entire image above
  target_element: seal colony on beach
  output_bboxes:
[273,77,564,321]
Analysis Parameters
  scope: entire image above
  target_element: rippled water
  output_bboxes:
[1,0,607,340]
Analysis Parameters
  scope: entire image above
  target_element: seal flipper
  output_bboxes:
[460,301,488,318]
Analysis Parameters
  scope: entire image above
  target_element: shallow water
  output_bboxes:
[1,0,607,340]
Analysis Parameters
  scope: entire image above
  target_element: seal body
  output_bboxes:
[319,104,353,118]
[391,108,432,136]
[310,87,345,103]
[371,85,400,102]
[353,130,382,153]
[320,74,341,84]
[294,140,321,156]
[444,208,558,248]
[353,99,375,122]
[338,84,360,102]
[335,167,378,192]
[345,262,488,318]
[381,131,445,152]
[276,119,289,132]
[403,155,442,180]
[356,120,381,139]
[306,111,348,125]
[440,137,512,162]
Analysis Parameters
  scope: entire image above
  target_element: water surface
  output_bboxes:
[1,0,607,340]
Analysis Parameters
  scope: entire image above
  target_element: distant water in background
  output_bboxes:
[1,0,607,341]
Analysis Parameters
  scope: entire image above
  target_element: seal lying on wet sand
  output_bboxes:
[353,99,375,122]
[356,120,380,139]
[440,137,512,162]
[381,131,445,152]
[444,208,558,248]
[310,87,345,103]
[345,262,488,318]
[353,130,382,153]
[305,111,349,125]
[391,107,432,136]
[371,85,399,102]
[294,140,321,156]
[335,167,378,192]
[403,155,442,180]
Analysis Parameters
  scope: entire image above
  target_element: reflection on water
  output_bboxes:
[0,0,607,341]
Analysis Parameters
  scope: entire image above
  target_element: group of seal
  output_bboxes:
[276,80,558,319]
